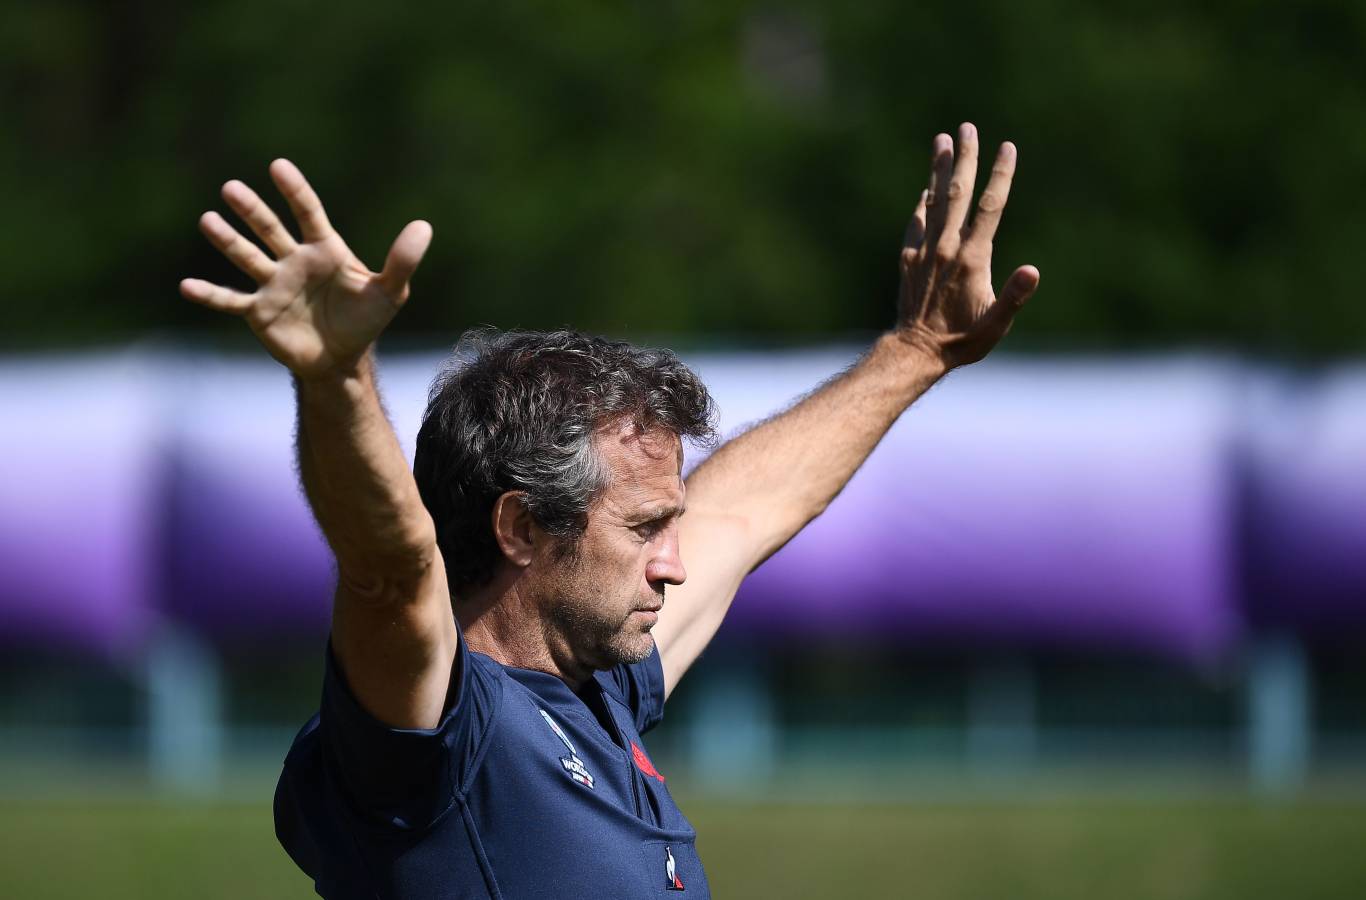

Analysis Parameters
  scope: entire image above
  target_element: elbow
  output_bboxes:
[337,553,438,608]
[745,497,827,570]
[804,494,832,522]
[335,519,441,607]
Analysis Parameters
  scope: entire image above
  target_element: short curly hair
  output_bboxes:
[414,328,717,599]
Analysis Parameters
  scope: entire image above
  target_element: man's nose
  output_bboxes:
[646,532,686,586]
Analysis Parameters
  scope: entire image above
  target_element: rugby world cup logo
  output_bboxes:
[539,709,595,789]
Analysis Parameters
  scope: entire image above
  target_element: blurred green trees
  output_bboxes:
[3,0,1364,353]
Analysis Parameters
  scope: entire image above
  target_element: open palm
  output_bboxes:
[180,159,432,378]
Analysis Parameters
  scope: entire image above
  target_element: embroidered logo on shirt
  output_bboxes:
[631,741,666,782]
[539,709,595,789]
[665,846,685,891]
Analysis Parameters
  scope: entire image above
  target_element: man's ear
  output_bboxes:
[491,491,535,568]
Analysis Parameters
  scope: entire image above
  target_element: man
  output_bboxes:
[180,122,1038,898]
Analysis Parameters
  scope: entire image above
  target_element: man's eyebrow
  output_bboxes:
[629,503,687,524]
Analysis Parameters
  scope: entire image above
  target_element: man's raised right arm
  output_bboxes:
[181,159,457,730]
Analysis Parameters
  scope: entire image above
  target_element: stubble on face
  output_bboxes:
[542,548,659,671]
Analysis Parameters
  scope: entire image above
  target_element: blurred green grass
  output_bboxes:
[2,792,1364,898]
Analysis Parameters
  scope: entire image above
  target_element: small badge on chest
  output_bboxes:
[539,709,595,789]
[664,846,685,891]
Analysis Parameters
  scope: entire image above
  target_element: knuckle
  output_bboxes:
[946,181,966,201]
[960,243,990,268]
[977,190,1004,213]
[933,240,958,264]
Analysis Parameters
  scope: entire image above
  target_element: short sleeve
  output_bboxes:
[319,628,500,830]
[595,640,666,734]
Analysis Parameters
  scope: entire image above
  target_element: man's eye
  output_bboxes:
[633,522,663,539]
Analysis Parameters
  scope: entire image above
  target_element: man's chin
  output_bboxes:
[602,629,655,667]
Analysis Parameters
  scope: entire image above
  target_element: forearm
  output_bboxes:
[687,332,945,566]
[657,126,1035,692]
[294,353,436,597]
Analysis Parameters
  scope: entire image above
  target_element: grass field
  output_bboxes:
[2,788,1365,898]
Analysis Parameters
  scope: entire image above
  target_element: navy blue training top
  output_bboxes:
[274,631,709,899]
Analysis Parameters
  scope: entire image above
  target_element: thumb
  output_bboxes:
[375,220,434,300]
[984,264,1040,334]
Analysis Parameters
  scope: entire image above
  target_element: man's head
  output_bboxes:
[414,329,716,668]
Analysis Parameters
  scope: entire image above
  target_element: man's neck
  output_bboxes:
[458,576,593,689]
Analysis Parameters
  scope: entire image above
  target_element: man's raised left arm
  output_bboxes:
[651,123,1040,695]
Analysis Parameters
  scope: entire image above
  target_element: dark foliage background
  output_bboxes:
[3,0,1364,353]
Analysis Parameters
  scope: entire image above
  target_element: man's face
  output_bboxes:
[536,424,687,672]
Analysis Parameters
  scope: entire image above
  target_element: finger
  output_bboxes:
[921,133,955,252]
[198,211,277,283]
[269,158,333,243]
[902,188,929,260]
[1000,264,1040,306]
[942,122,979,243]
[964,142,1018,253]
[983,264,1040,334]
[222,179,298,258]
[179,278,257,315]
[375,220,434,300]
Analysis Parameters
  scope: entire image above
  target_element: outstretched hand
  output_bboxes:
[180,159,432,379]
[896,123,1039,370]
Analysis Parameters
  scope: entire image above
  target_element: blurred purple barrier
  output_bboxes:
[1,349,1361,662]
[162,355,437,644]
[164,350,1247,662]
[162,358,333,643]
[0,354,159,659]
[1243,367,1366,636]
[691,352,1246,662]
